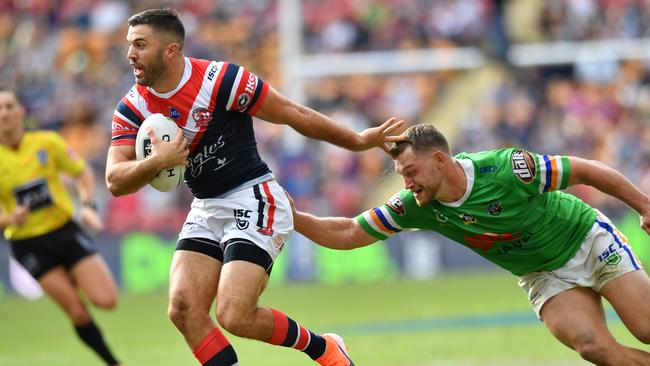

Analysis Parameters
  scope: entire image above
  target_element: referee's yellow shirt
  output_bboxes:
[0,131,85,240]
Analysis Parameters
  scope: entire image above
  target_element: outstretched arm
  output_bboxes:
[568,157,650,234]
[254,86,404,154]
[286,192,378,249]
[294,210,378,250]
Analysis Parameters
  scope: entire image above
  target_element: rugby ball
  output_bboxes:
[135,113,185,192]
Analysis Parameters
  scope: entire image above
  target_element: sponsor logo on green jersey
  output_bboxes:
[512,150,536,183]
[459,213,477,225]
[464,231,533,255]
[386,194,406,216]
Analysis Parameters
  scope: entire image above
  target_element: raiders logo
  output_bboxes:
[385,194,405,216]
[511,150,536,183]
[487,200,502,216]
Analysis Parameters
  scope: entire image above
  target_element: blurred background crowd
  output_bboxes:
[1,0,650,235]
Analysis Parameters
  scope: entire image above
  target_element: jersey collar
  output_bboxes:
[438,158,474,208]
[147,57,192,99]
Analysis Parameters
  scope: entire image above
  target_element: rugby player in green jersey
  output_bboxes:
[290,123,650,366]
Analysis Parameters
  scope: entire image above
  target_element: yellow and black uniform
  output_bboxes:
[1,131,96,278]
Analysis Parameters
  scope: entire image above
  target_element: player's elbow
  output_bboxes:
[106,181,124,197]
[105,174,129,197]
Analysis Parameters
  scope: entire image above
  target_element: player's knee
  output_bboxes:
[216,304,254,338]
[573,336,611,363]
[90,294,117,310]
[168,296,194,331]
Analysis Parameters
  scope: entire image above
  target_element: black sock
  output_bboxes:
[74,320,119,365]
[203,345,238,366]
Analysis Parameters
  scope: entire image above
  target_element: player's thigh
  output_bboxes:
[39,267,89,320]
[169,249,222,312]
[71,254,118,307]
[217,258,269,313]
[541,287,615,349]
[601,270,650,342]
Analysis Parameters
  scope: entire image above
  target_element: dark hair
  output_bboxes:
[0,83,15,93]
[0,83,19,101]
[127,8,185,46]
[389,123,450,158]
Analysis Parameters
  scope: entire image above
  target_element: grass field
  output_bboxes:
[0,270,644,366]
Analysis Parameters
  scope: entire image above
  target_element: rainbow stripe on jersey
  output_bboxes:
[536,154,570,193]
[357,207,402,240]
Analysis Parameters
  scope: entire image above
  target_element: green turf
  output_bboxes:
[0,270,645,365]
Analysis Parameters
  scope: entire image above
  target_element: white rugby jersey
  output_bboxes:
[111,57,272,198]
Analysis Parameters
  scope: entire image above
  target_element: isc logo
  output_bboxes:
[207,65,218,81]
[234,209,252,230]
[598,243,623,265]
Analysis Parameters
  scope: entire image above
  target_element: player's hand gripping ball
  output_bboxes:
[135,113,185,192]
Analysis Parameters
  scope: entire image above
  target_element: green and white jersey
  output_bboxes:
[357,148,597,276]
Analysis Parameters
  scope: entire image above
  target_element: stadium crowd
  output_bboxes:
[0,0,649,234]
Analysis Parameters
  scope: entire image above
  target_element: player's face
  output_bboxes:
[0,91,25,137]
[394,147,442,206]
[126,25,167,87]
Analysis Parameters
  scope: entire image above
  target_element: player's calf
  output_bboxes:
[193,328,238,366]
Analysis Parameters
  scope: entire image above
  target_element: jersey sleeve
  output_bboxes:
[111,91,143,147]
[48,132,85,177]
[355,192,408,240]
[509,148,571,195]
[216,62,269,115]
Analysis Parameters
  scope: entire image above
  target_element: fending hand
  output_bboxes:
[359,117,407,154]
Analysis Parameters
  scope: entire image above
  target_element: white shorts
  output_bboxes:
[518,211,642,319]
[178,179,293,266]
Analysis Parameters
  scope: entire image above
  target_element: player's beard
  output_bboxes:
[135,50,166,87]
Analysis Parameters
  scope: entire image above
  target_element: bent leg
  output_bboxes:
[541,287,650,365]
[39,267,91,324]
[601,270,650,344]
[168,250,222,348]
[39,267,120,365]
[216,259,272,340]
[71,254,118,309]
[171,236,239,365]
[216,242,350,365]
